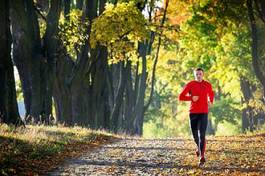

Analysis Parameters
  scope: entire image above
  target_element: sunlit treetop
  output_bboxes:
[90,2,149,62]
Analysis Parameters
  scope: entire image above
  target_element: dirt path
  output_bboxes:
[50,136,265,175]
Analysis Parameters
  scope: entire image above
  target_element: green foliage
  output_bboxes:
[179,9,218,72]
[58,9,89,59]
[143,110,190,138]
[90,2,149,62]
[143,0,265,137]
[248,88,265,114]
[215,120,241,136]
[209,97,241,125]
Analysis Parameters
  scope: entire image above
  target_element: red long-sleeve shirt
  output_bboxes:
[179,80,214,113]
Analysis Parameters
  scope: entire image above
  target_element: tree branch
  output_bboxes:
[144,0,170,112]
[33,4,46,21]
[247,0,265,100]
[254,0,265,24]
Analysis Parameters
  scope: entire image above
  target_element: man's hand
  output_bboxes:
[208,101,213,107]
[192,96,199,102]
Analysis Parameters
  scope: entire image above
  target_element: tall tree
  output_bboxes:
[10,0,50,123]
[52,0,109,127]
[43,0,62,124]
[247,0,265,101]
[0,0,22,125]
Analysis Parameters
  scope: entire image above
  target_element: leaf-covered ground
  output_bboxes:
[0,124,115,175]
[51,134,265,176]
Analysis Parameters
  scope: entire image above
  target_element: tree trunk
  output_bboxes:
[240,77,255,132]
[144,0,169,113]
[124,61,135,134]
[71,84,91,126]
[87,0,110,129]
[133,43,148,135]
[36,0,49,13]
[43,0,62,124]
[76,0,84,10]
[10,0,48,123]
[53,56,74,125]
[91,48,109,129]
[53,0,106,127]
[64,0,70,20]
[0,0,22,125]
[242,107,250,132]
[247,0,265,101]
[206,118,215,135]
[110,61,127,132]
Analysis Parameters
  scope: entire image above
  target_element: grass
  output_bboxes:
[0,124,117,175]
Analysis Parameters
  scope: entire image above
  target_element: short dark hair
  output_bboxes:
[195,68,204,72]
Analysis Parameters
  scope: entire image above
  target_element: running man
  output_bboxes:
[179,68,214,166]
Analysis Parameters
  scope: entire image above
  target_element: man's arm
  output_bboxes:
[208,83,214,104]
[179,83,192,101]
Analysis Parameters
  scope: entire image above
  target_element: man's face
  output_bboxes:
[194,70,204,82]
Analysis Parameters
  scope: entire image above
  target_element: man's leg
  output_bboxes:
[189,113,199,153]
[199,113,208,160]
